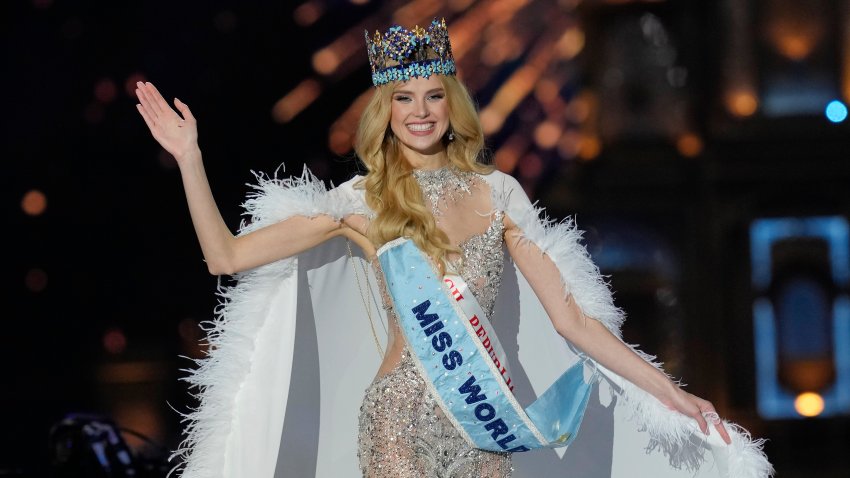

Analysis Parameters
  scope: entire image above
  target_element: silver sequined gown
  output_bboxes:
[357,169,512,477]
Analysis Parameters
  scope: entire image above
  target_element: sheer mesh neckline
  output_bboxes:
[412,165,476,218]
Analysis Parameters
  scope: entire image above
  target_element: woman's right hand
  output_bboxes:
[135,81,200,162]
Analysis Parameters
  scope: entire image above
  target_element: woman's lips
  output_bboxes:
[406,122,435,136]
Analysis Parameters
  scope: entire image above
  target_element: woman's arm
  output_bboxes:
[503,215,731,444]
[135,81,361,275]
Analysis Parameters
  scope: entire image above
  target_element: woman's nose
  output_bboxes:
[413,98,429,117]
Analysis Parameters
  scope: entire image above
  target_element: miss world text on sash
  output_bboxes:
[377,238,594,453]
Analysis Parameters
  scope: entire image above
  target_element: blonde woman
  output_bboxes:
[136,18,770,478]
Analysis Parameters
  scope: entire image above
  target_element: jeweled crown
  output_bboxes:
[364,18,456,87]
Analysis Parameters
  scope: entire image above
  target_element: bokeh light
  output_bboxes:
[103,328,128,355]
[578,135,601,160]
[313,48,340,75]
[534,78,561,104]
[676,133,704,158]
[273,79,322,123]
[825,100,848,123]
[294,1,324,27]
[794,392,825,417]
[726,90,759,118]
[555,27,585,60]
[94,78,117,103]
[22,189,47,216]
[534,121,562,149]
[124,72,147,97]
[25,268,48,293]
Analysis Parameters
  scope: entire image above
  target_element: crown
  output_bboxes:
[364,18,456,86]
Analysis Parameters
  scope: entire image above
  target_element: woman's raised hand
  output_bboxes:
[135,81,199,162]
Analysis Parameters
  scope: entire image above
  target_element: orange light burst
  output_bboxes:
[578,135,601,160]
[726,89,759,118]
[534,120,562,149]
[22,189,47,216]
[555,27,584,59]
[494,134,529,172]
[273,79,322,123]
[676,133,703,158]
[294,1,324,27]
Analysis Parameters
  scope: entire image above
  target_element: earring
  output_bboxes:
[448,129,455,142]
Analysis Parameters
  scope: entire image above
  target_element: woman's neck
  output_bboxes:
[402,146,449,171]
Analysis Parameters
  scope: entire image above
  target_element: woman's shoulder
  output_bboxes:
[475,168,535,217]
[476,168,524,195]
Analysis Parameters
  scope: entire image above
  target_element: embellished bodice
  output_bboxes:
[371,209,506,328]
[450,210,505,318]
[373,166,506,323]
[357,167,513,476]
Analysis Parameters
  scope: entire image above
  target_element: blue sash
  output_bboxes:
[377,238,595,452]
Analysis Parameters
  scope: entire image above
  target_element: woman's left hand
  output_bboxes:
[135,81,199,162]
[660,387,732,444]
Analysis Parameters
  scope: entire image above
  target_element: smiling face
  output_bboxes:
[389,75,450,166]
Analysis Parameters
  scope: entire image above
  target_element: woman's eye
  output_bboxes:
[428,94,444,101]
[393,96,411,102]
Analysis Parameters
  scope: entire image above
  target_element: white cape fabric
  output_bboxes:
[170,167,773,478]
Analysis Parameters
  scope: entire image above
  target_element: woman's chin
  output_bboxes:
[400,139,446,157]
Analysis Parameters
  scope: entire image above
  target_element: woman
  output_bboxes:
[136,18,769,478]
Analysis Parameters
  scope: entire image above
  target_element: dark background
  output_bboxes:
[5,0,850,476]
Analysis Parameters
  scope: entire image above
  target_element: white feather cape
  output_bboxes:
[169,167,773,478]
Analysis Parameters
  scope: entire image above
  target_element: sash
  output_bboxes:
[443,274,515,392]
[377,238,595,452]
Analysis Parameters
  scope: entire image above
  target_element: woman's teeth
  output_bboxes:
[407,123,434,132]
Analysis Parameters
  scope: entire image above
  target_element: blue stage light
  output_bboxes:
[825,100,848,123]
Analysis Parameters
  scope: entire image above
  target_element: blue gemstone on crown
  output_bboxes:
[365,18,456,86]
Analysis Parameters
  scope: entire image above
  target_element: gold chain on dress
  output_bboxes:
[347,240,384,358]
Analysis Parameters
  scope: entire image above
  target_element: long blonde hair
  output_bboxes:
[354,75,492,271]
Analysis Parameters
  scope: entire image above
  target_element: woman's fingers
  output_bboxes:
[715,420,732,444]
[136,103,155,131]
[692,407,709,435]
[174,98,195,122]
[692,398,733,444]
[146,82,173,116]
[136,82,163,117]
[667,387,735,446]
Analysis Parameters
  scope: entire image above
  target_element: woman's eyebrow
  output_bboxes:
[392,88,446,95]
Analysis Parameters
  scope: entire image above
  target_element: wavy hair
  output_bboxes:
[354,75,491,271]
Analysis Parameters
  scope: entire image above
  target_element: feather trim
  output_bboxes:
[488,172,625,336]
[485,170,774,478]
[170,166,367,477]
